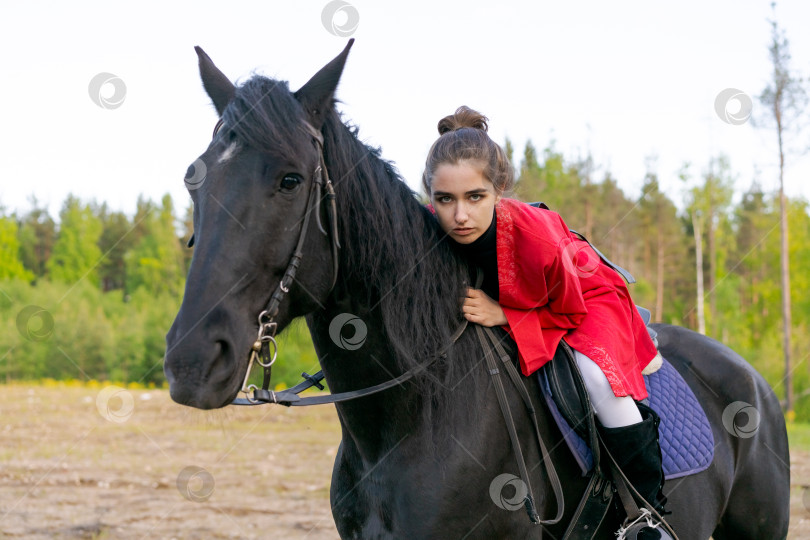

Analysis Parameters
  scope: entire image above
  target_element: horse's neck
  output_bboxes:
[306,297,420,460]
[312,122,573,496]
[310,299,580,533]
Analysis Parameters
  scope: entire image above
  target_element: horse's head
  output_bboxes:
[164,42,353,409]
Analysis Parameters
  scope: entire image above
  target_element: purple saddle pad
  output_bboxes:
[539,356,714,480]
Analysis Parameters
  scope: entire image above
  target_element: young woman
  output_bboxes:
[422,106,669,518]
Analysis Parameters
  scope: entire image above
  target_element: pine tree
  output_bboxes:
[47,196,103,285]
[125,194,185,296]
[17,196,56,279]
[755,6,808,413]
[98,204,135,292]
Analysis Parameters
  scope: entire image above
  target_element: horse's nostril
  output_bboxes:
[206,340,235,384]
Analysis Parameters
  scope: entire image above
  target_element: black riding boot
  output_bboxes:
[599,402,669,516]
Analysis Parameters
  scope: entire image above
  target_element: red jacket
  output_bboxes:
[496,198,655,400]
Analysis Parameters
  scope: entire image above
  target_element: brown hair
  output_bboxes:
[422,106,514,196]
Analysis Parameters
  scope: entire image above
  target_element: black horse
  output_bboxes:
[164,41,790,539]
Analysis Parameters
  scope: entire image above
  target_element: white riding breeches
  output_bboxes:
[573,349,642,428]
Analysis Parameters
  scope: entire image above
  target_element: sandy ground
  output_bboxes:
[0,384,341,539]
[0,383,808,539]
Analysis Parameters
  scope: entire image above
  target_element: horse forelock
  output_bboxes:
[221,76,311,164]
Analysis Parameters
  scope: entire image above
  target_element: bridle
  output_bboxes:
[214,116,464,408]
[207,116,566,527]
[208,118,341,406]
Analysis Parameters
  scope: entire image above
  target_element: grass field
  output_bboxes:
[1,382,809,539]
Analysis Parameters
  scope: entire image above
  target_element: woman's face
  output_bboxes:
[430,161,501,244]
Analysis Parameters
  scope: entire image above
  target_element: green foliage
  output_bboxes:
[788,199,810,319]
[515,140,584,219]
[47,196,103,284]
[786,421,810,452]
[97,205,134,292]
[269,319,324,389]
[504,137,514,166]
[125,195,185,297]
[0,193,320,389]
[0,214,33,281]
[0,278,318,388]
[17,196,55,280]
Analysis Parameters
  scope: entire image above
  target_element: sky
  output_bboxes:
[1,0,809,221]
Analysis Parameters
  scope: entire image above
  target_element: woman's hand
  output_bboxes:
[462,288,508,327]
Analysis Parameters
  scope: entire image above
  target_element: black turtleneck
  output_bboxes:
[453,209,499,301]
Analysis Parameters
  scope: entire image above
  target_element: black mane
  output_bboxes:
[321,103,498,385]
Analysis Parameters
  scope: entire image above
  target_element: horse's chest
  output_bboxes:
[330,443,538,539]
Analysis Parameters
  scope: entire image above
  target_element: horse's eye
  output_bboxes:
[280,174,303,191]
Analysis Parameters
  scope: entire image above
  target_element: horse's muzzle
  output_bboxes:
[164,338,242,409]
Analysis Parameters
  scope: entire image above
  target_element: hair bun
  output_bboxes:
[437,105,489,135]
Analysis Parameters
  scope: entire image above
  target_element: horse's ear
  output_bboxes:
[195,46,235,116]
[294,39,354,130]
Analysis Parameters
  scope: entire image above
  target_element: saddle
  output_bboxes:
[541,335,660,539]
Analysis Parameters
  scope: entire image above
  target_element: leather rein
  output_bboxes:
[214,117,565,525]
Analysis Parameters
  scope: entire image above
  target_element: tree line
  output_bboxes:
[0,193,319,389]
[1,145,808,414]
[511,141,810,419]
